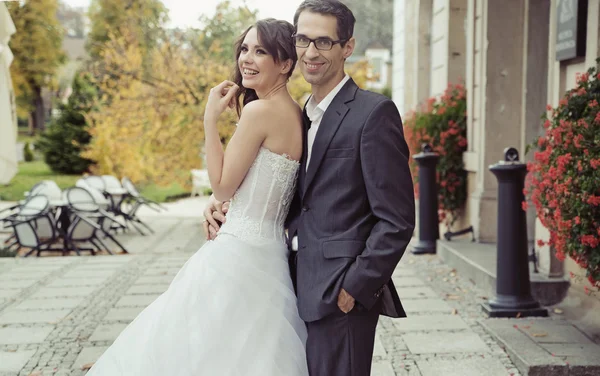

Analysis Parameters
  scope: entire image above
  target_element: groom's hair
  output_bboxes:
[293,0,356,45]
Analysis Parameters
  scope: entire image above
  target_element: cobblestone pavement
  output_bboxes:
[0,204,521,375]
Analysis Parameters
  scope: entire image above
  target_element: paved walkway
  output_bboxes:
[0,197,524,376]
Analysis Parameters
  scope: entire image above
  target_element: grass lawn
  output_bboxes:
[0,160,190,203]
[16,128,38,145]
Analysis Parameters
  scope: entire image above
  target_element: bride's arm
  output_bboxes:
[203,81,267,202]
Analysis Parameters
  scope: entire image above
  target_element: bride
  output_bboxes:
[86,18,308,376]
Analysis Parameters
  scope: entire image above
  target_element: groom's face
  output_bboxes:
[295,11,354,91]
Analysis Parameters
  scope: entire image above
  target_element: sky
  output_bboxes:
[64,0,305,28]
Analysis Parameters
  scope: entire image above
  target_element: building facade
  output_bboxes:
[393,0,599,289]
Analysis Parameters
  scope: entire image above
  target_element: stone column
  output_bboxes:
[524,0,551,255]
[465,0,547,243]
[402,0,417,113]
[407,0,433,109]
[392,0,407,113]
[430,0,467,97]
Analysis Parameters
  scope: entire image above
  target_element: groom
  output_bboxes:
[204,1,415,375]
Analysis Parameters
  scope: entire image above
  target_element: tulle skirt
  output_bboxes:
[87,233,308,376]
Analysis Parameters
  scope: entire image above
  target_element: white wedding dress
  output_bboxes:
[87,147,308,376]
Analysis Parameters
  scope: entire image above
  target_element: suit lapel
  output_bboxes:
[303,79,358,197]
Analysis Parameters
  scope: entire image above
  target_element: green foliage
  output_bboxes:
[197,1,258,63]
[380,86,392,98]
[0,160,80,201]
[36,72,96,174]
[0,160,186,203]
[23,142,34,162]
[404,83,468,227]
[526,58,600,289]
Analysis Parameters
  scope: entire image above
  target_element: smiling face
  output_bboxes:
[295,11,354,100]
[237,27,283,94]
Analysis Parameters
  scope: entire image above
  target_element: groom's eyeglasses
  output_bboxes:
[292,34,347,51]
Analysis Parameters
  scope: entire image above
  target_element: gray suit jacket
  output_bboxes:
[286,78,415,323]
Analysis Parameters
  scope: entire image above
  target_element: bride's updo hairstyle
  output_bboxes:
[232,18,298,116]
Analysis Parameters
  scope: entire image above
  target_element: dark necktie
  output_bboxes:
[302,108,311,131]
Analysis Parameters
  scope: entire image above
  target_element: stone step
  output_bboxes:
[437,239,570,306]
[480,318,600,376]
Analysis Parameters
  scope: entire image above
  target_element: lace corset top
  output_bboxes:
[218,147,300,244]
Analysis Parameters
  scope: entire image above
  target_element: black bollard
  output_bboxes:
[410,143,439,255]
[482,147,548,318]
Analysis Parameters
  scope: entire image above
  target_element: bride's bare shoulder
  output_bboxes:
[240,99,300,126]
[239,99,270,119]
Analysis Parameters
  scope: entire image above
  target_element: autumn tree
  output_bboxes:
[86,0,168,63]
[83,27,234,186]
[289,59,374,105]
[196,1,258,62]
[82,1,372,188]
[7,0,66,133]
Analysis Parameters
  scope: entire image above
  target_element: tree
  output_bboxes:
[196,1,258,62]
[82,1,373,188]
[82,27,234,186]
[86,0,168,62]
[7,0,66,134]
[340,0,394,55]
[289,59,374,104]
[37,71,97,174]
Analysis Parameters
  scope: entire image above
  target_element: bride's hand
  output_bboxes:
[204,81,238,123]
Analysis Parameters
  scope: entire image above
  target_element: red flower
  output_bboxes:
[405,82,467,228]
[543,119,551,129]
[557,153,572,170]
[587,195,600,206]
[581,235,599,248]
[526,63,600,293]
[576,72,590,84]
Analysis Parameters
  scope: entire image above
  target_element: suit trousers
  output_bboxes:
[306,297,382,376]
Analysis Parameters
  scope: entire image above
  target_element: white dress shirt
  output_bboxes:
[291,74,351,251]
[304,74,351,171]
